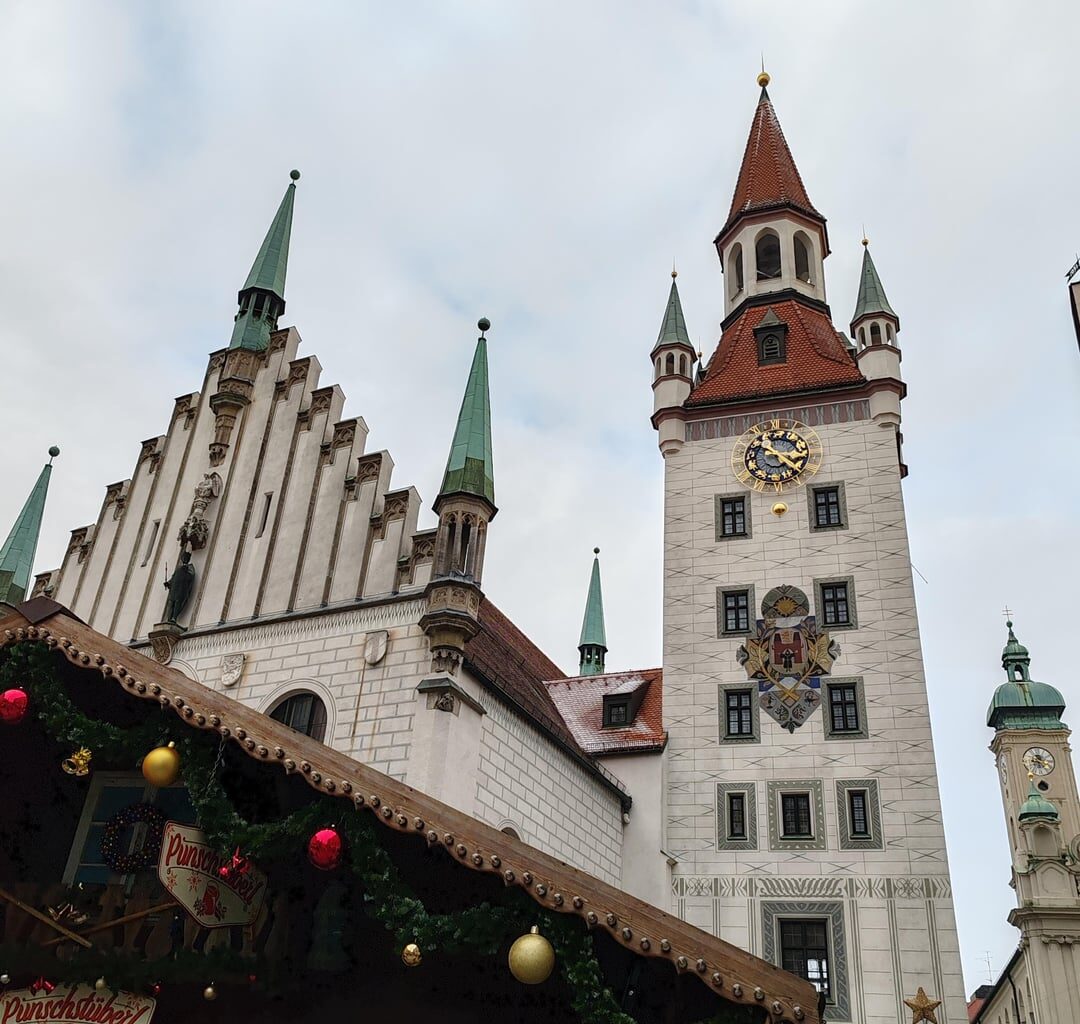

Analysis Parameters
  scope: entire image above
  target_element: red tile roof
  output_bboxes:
[465,599,586,755]
[687,299,864,406]
[544,668,666,757]
[717,87,822,243]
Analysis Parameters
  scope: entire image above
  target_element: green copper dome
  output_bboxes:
[1018,777,1059,822]
[986,621,1066,730]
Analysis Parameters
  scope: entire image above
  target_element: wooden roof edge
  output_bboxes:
[0,602,820,1024]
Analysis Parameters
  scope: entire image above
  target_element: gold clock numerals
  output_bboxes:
[1023,747,1056,776]
[730,418,823,494]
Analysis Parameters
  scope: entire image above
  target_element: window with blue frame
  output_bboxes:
[65,774,197,885]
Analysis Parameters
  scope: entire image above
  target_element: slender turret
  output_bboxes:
[578,548,607,675]
[0,447,59,605]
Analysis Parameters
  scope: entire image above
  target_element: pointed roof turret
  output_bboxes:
[230,171,300,351]
[852,240,898,326]
[652,271,694,355]
[987,620,1067,731]
[438,318,495,509]
[716,74,823,246]
[578,548,607,675]
[0,447,59,605]
[1018,774,1060,823]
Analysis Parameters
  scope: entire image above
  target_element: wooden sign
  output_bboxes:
[0,984,155,1023]
[158,821,267,928]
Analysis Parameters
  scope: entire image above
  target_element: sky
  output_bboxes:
[2,0,1079,997]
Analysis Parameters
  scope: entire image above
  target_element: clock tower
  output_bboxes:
[984,621,1080,1024]
[653,73,966,1023]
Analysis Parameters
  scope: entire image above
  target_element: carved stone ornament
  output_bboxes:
[178,473,222,550]
[364,630,388,666]
[148,623,185,665]
[432,648,463,675]
[433,690,456,713]
[221,652,246,688]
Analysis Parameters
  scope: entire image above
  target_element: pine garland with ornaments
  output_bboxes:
[0,643,734,1024]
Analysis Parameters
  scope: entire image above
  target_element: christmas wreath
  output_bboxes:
[101,802,165,874]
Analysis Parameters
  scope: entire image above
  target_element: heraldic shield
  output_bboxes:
[737,614,840,732]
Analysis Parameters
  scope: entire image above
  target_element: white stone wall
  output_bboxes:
[663,401,967,1023]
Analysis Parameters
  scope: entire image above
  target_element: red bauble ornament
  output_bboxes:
[307,827,343,871]
[0,688,28,725]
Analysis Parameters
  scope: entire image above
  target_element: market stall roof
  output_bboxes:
[0,598,820,1024]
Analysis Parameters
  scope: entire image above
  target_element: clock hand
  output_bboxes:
[758,443,805,471]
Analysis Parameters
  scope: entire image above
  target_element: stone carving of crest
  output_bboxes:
[737,611,840,733]
[178,473,222,550]
[364,630,388,666]
[221,653,246,688]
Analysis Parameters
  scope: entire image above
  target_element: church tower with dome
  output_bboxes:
[971,622,1080,1024]
[651,73,966,1022]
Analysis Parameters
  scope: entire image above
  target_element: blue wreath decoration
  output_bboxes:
[101,802,166,874]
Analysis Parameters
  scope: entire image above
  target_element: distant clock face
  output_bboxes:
[732,419,823,493]
[1023,747,1055,776]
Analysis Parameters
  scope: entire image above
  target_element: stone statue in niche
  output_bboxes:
[163,550,196,624]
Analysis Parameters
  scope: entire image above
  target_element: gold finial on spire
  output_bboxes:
[758,55,770,88]
[671,258,678,280]
[862,224,869,247]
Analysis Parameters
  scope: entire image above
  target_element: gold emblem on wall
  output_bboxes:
[731,418,823,493]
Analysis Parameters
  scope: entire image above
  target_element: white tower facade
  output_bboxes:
[655,76,965,1023]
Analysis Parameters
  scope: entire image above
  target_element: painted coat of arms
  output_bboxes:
[737,612,839,732]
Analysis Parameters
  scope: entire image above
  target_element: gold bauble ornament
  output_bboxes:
[203,984,217,1001]
[508,926,555,985]
[771,502,788,517]
[94,977,107,992]
[142,742,180,787]
[401,943,422,967]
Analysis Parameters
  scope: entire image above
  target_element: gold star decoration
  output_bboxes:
[904,987,941,1024]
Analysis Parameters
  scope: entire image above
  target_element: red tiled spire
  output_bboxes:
[716,85,823,244]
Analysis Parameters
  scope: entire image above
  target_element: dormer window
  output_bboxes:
[759,333,785,364]
[604,699,630,727]
[753,308,788,366]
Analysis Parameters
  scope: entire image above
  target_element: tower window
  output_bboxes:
[886,323,895,344]
[794,233,812,282]
[758,332,786,364]
[729,243,745,298]
[815,578,856,628]
[813,486,844,528]
[870,323,882,345]
[726,689,753,736]
[829,684,861,733]
[756,231,782,280]
[665,353,675,375]
[727,792,747,839]
[847,790,870,838]
[721,589,751,634]
[255,492,273,539]
[604,698,630,727]
[270,692,328,743]
[779,919,830,999]
[718,496,747,538]
[780,793,813,838]
[679,354,688,376]
[141,520,161,567]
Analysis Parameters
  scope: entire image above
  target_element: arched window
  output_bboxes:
[756,231,781,280]
[886,323,894,344]
[729,244,744,298]
[501,826,520,840]
[655,357,661,377]
[270,692,327,743]
[758,333,785,364]
[870,323,882,346]
[665,353,675,375]
[793,233,812,282]
[679,354,687,376]
[858,327,866,348]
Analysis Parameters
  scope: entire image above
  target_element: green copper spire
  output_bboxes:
[1018,774,1059,822]
[578,548,607,676]
[851,241,898,325]
[0,447,59,605]
[652,271,693,354]
[438,319,495,506]
[987,620,1067,730]
[230,171,300,351]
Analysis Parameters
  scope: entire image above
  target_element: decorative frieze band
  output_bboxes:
[672,874,952,899]
[687,400,872,442]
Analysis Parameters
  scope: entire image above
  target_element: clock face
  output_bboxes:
[732,419,823,493]
[1023,747,1056,776]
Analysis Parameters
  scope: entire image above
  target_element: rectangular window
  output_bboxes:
[606,701,628,726]
[829,684,860,733]
[140,520,161,567]
[723,590,750,633]
[255,492,274,539]
[848,790,870,838]
[814,487,843,528]
[64,774,197,885]
[821,583,850,626]
[779,919,831,999]
[720,498,747,538]
[726,690,753,737]
[781,793,813,838]
[727,793,747,839]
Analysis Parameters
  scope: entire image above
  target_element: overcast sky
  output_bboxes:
[2,0,1078,996]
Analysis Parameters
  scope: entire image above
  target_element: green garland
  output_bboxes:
[0,645,731,1024]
